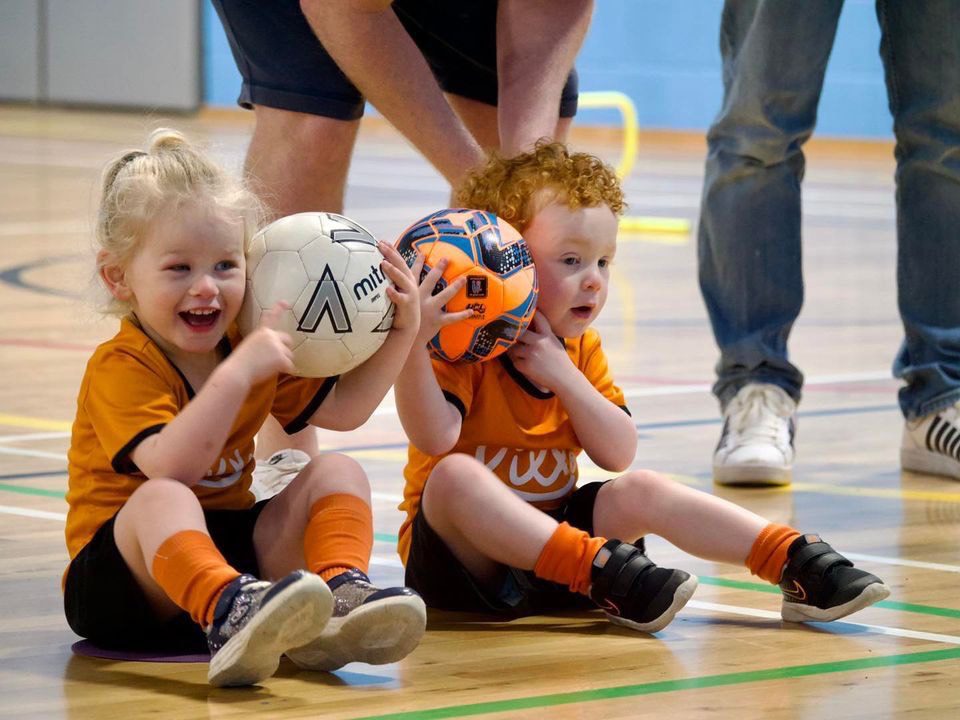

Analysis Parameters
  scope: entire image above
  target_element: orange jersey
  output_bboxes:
[398,328,628,563]
[65,317,335,561]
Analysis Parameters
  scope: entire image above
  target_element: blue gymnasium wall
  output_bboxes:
[202,0,892,139]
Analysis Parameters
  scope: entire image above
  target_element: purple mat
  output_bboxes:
[71,640,209,663]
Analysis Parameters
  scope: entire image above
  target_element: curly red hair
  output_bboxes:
[454,140,625,234]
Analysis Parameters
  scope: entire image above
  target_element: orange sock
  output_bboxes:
[533,522,607,595]
[303,493,373,582]
[746,523,802,584]
[151,530,240,627]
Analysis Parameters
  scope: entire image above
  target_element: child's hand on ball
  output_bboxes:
[379,241,420,333]
[413,254,473,348]
[231,302,295,383]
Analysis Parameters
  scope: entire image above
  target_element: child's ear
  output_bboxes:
[98,251,131,301]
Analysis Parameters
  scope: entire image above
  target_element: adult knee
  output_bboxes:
[708,101,815,168]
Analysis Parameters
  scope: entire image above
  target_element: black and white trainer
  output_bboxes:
[902,401,960,480]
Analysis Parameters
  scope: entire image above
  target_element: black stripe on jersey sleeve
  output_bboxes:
[284,376,339,434]
[111,424,165,474]
[442,390,467,418]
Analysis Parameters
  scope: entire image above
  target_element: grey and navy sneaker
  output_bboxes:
[902,401,960,480]
[286,569,426,672]
[778,534,890,623]
[206,570,333,687]
[713,383,797,486]
[589,539,698,633]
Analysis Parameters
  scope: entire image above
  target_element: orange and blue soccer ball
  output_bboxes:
[395,208,538,362]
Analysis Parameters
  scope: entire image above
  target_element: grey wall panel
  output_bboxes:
[0,1,41,102]
[45,0,200,111]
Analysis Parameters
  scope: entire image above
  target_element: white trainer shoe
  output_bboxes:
[901,401,960,480]
[713,383,797,486]
[250,449,311,502]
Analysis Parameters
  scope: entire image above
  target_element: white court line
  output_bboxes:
[370,554,403,569]
[622,370,894,399]
[0,220,89,236]
[5,503,958,578]
[1,507,956,645]
[0,446,65,460]
[688,600,960,647]
[0,432,71,444]
[0,505,408,569]
[844,553,960,574]
[0,505,67,521]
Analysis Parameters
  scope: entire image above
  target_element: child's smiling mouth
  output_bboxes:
[180,308,221,328]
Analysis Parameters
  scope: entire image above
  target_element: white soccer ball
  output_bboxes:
[238,212,394,377]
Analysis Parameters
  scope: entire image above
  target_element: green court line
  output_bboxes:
[698,576,960,619]
[0,483,64,499]
[352,647,960,720]
[3,485,958,620]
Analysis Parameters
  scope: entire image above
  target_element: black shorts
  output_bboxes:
[211,0,579,120]
[404,481,607,616]
[63,502,269,652]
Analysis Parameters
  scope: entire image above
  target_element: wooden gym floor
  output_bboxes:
[0,106,958,719]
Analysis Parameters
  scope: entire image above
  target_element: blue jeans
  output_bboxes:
[698,0,960,419]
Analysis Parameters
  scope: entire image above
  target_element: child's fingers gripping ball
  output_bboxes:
[238,212,396,377]
[376,240,421,332]
[394,208,538,363]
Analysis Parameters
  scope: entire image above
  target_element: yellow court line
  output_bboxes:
[617,224,690,245]
[791,480,960,504]
[0,414,72,432]
[666,472,960,504]
[611,264,636,354]
[578,91,691,242]
[339,456,960,504]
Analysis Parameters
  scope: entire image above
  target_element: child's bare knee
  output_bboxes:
[127,477,192,509]
[612,469,669,503]
[424,454,482,504]
[301,452,369,497]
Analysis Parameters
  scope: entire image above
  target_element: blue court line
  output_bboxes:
[0,470,68,482]
[636,403,899,432]
[0,255,81,299]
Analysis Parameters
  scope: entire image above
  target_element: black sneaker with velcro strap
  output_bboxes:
[778,534,890,622]
[589,539,698,633]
